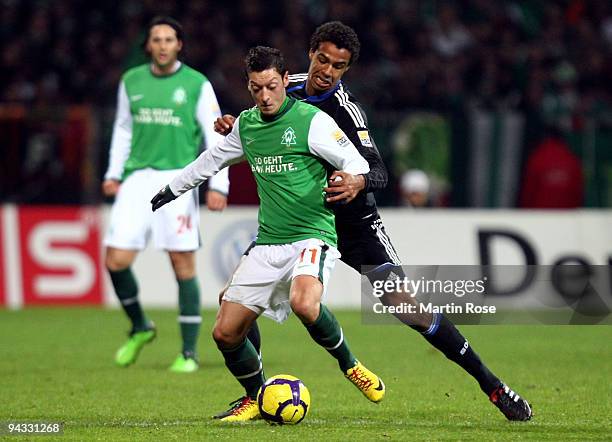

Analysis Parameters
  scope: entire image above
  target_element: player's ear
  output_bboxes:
[308,49,315,61]
[177,39,183,52]
[282,71,289,87]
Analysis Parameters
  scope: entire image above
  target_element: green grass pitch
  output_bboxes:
[1,308,610,441]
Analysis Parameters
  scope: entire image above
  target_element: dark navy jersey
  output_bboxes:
[287,73,388,223]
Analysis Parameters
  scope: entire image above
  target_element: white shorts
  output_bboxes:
[223,238,340,323]
[104,168,200,251]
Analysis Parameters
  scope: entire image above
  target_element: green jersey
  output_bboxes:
[105,62,226,190]
[170,97,370,246]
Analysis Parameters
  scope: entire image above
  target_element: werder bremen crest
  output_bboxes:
[172,87,187,105]
[281,127,297,147]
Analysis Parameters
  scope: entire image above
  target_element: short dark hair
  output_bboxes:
[142,16,184,52]
[244,46,287,76]
[309,21,360,65]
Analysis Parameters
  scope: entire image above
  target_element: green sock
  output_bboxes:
[305,304,357,372]
[178,277,201,355]
[109,267,148,331]
[220,339,265,398]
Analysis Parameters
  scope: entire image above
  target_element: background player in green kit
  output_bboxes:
[152,46,385,422]
[103,16,228,373]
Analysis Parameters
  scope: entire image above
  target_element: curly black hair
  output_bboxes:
[244,46,287,76]
[309,21,360,65]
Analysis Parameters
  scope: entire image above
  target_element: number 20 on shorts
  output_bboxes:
[176,215,192,234]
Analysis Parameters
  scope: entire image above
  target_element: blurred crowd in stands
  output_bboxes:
[1,0,612,207]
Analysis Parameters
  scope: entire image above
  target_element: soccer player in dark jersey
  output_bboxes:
[215,21,532,421]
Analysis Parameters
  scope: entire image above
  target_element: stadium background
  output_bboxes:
[2,0,612,208]
[1,2,611,439]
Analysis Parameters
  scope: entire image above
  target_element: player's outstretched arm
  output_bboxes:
[150,117,246,211]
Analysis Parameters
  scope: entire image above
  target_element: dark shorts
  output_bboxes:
[336,214,402,275]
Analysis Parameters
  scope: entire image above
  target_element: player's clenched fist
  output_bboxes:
[102,179,121,197]
[213,114,236,136]
[151,185,177,211]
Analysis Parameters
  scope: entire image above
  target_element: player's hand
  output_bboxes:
[324,171,366,204]
[214,114,236,136]
[102,179,121,197]
[151,185,177,211]
[206,190,227,211]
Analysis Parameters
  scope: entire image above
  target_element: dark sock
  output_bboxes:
[304,304,357,372]
[178,277,201,355]
[246,321,261,355]
[109,267,147,331]
[422,314,500,395]
[219,339,265,398]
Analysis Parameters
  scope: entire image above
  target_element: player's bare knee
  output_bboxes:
[290,277,322,322]
[105,256,123,272]
[169,251,196,280]
[105,249,131,272]
[175,269,196,281]
[290,295,319,323]
[212,325,242,349]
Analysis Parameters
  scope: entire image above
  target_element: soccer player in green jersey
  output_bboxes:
[152,46,386,421]
[103,16,228,373]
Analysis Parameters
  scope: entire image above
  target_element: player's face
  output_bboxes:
[146,24,182,70]
[307,41,352,94]
[247,69,290,116]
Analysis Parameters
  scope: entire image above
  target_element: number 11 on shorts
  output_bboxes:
[293,242,332,280]
[299,248,318,264]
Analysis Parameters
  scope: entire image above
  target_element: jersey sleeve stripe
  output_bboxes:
[335,85,366,127]
[339,85,366,127]
[335,91,364,128]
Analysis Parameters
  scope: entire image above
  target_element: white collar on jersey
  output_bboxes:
[150,61,182,75]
